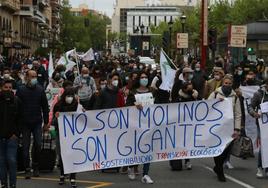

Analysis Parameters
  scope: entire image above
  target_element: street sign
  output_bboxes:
[230,25,247,48]
[177,33,188,49]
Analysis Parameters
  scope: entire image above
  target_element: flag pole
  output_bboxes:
[74,48,81,76]
[161,48,179,70]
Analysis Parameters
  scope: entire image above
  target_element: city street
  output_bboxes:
[17,157,268,188]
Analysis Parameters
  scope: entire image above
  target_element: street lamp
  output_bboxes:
[168,19,173,57]
[180,13,187,55]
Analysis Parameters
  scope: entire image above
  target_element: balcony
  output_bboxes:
[52,12,60,20]
[0,0,20,12]
[50,0,61,8]
[14,5,34,17]
[39,0,49,9]
[33,9,46,24]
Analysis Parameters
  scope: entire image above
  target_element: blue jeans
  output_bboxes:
[22,124,42,170]
[0,138,18,186]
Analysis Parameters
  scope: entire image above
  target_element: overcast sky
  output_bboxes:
[69,0,115,17]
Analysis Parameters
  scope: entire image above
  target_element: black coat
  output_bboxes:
[16,84,49,126]
[0,92,21,138]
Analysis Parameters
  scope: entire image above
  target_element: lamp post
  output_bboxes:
[140,24,145,56]
[168,19,173,57]
[180,13,187,55]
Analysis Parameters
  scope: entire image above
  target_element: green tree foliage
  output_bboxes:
[60,0,111,52]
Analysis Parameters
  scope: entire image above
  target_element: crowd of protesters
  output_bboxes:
[0,51,268,188]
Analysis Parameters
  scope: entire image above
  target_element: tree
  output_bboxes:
[59,1,111,52]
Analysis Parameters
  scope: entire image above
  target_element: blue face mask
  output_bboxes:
[60,72,65,77]
[140,78,148,87]
[30,78,38,86]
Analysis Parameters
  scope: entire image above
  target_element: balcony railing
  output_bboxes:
[14,5,34,17]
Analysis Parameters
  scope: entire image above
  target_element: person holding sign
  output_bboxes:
[248,78,268,178]
[126,71,154,184]
[208,75,242,182]
[53,88,79,188]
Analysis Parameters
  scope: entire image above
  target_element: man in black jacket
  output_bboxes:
[16,70,49,179]
[32,60,49,89]
[0,79,21,188]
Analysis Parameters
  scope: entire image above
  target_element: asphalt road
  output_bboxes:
[16,156,268,188]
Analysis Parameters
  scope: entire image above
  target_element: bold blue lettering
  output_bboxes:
[209,124,222,148]
[108,110,119,129]
[137,129,151,154]
[165,126,176,149]
[151,130,163,151]
[183,103,194,121]
[94,111,106,131]
[75,113,87,134]
[72,138,87,165]
[117,131,132,156]
[195,101,209,121]
[153,106,165,126]
[179,124,193,147]
[86,137,97,161]
[119,109,129,129]
[262,113,268,124]
[194,124,205,148]
[139,107,150,128]
[63,114,75,137]
[96,135,107,161]
[207,101,223,122]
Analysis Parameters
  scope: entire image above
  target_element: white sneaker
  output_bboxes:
[256,168,264,178]
[128,168,136,180]
[185,162,192,170]
[141,175,154,184]
[224,161,234,169]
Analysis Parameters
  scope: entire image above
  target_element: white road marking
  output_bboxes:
[204,166,255,188]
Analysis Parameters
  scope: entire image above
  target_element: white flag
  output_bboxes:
[57,49,76,72]
[48,52,54,78]
[79,48,95,61]
[159,49,177,91]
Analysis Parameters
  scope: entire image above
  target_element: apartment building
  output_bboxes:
[0,0,61,55]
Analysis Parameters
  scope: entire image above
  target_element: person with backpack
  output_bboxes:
[73,67,97,110]
[248,78,268,178]
[208,75,242,182]
[0,79,22,188]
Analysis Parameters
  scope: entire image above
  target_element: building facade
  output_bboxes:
[70,3,103,17]
[112,0,198,33]
[0,0,61,56]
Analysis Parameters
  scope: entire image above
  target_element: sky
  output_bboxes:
[69,0,115,17]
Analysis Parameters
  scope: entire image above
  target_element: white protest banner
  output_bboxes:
[259,114,268,168]
[135,93,154,106]
[58,99,234,174]
[260,102,268,113]
[240,86,260,152]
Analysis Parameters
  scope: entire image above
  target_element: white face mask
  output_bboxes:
[100,84,106,89]
[3,74,10,79]
[65,96,74,104]
[214,75,221,80]
[112,80,119,87]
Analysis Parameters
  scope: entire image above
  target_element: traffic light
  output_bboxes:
[208,29,217,51]
[247,47,255,55]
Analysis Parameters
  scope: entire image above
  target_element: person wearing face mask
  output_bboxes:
[32,60,48,89]
[233,65,244,89]
[171,67,194,102]
[74,67,97,110]
[94,73,125,110]
[126,71,154,184]
[0,79,22,188]
[98,78,107,91]
[172,82,198,170]
[242,70,262,86]
[53,88,78,188]
[204,67,225,99]
[16,70,49,179]
[192,64,207,99]
[248,78,268,178]
[208,75,242,182]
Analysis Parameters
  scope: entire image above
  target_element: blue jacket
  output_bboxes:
[16,84,49,126]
